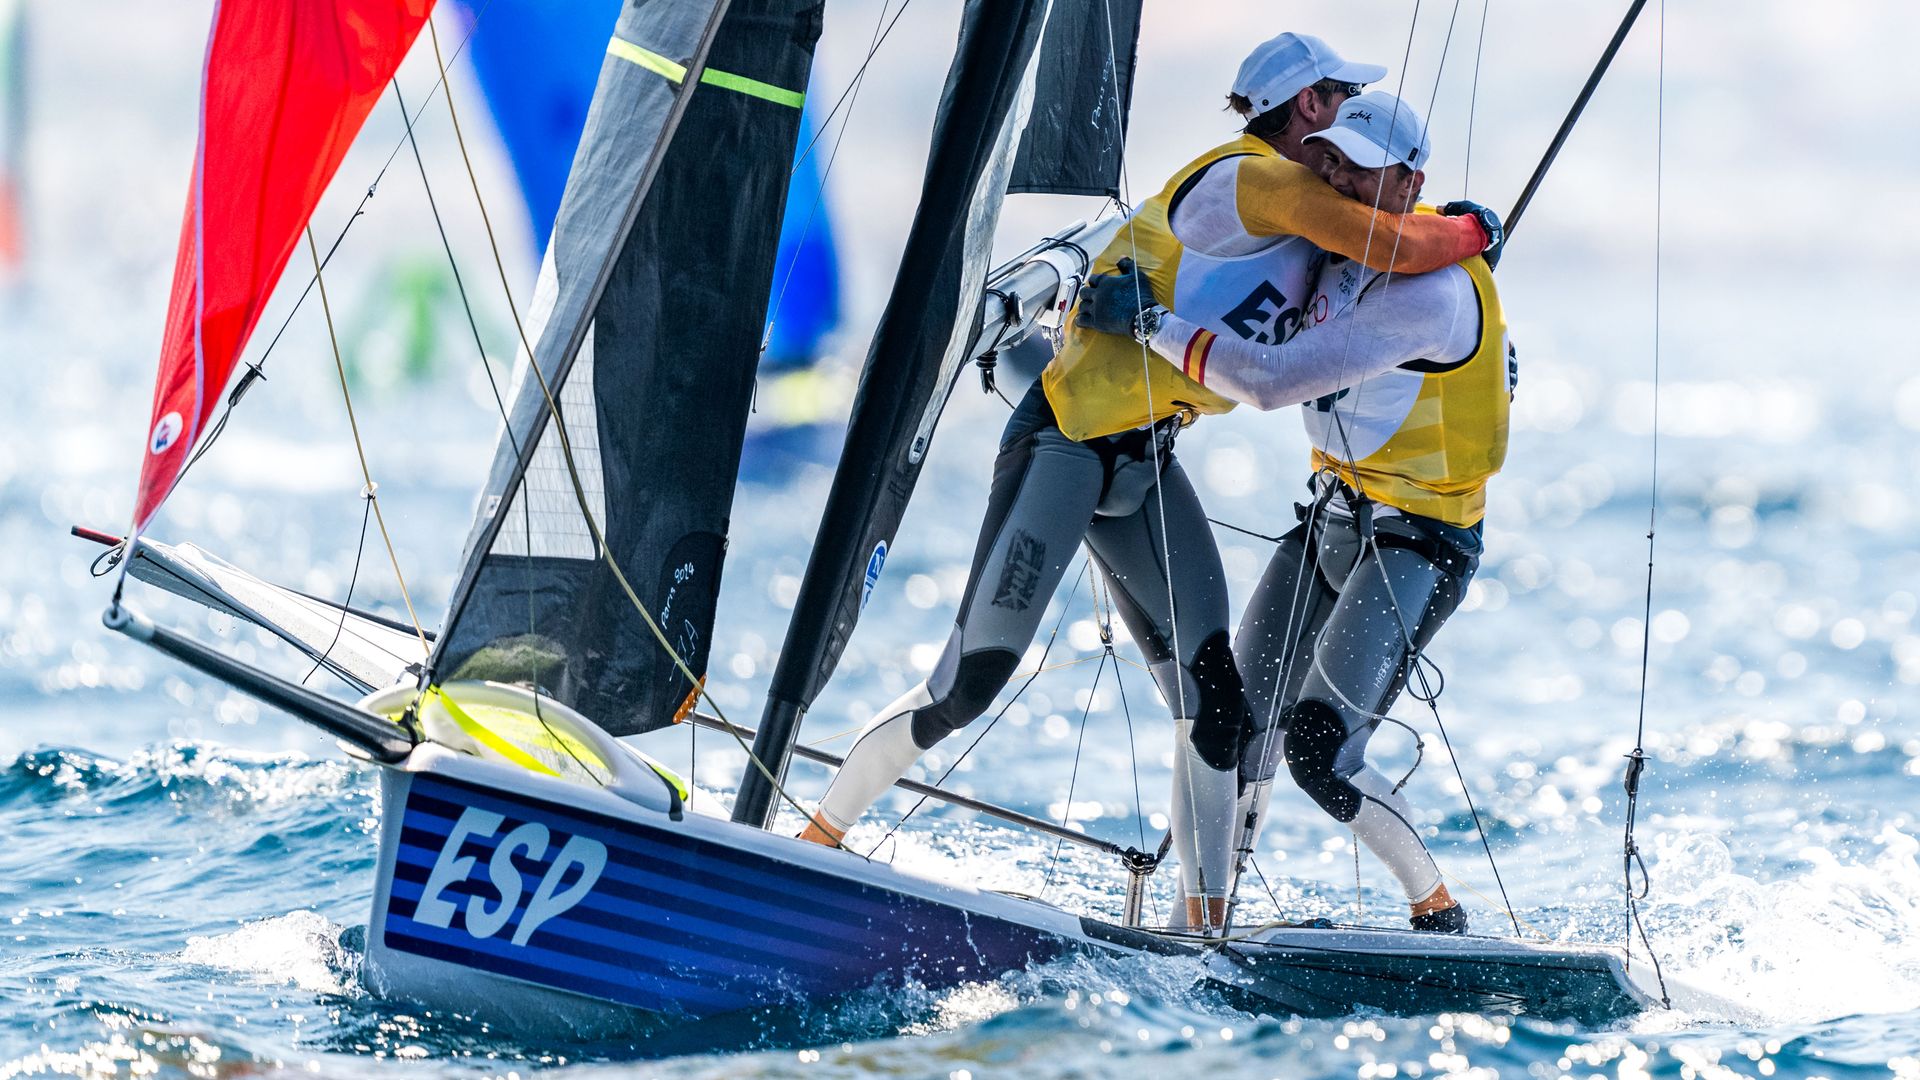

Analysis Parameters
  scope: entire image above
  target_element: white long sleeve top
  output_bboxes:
[1148,262,1480,410]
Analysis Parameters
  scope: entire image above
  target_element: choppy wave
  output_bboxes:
[3,741,1919,1077]
[1,743,369,810]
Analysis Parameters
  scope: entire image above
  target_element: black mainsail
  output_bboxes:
[735,0,1142,827]
[1007,0,1140,198]
[433,0,824,735]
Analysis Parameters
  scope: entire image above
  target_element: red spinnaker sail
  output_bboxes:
[132,0,434,531]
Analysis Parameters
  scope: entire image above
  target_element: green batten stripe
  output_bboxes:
[697,68,804,108]
[606,37,687,82]
[606,36,802,108]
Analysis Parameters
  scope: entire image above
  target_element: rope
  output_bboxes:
[305,229,431,654]
[419,15,819,832]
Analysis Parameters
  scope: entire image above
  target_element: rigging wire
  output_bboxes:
[302,492,373,687]
[1461,0,1492,197]
[1041,649,1104,898]
[1624,0,1673,1007]
[168,4,497,495]
[1093,568,1152,857]
[388,79,519,452]
[1232,1,1431,922]
[785,1,915,181]
[1095,0,1218,923]
[388,74,603,787]
[762,0,900,355]
[304,230,431,653]
[1225,8,1443,929]
[390,67,550,757]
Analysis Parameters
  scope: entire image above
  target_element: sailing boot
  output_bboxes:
[798,813,846,848]
[1410,883,1469,934]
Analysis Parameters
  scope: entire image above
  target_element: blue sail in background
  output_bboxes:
[449,0,840,368]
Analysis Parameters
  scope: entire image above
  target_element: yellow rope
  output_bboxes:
[1444,869,1544,940]
[305,229,431,656]
[421,17,827,841]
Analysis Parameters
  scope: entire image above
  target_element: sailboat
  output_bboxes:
[86,0,1662,1037]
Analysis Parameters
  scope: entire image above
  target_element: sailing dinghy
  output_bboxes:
[90,0,1663,1036]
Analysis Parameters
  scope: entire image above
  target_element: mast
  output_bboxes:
[735,0,1143,828]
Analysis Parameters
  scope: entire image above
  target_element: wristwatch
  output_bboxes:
[1132,304,1168,345]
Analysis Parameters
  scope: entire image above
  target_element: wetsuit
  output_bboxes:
[812,140,1488,909]
[1143,249,1510,908]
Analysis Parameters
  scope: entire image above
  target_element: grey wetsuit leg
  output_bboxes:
[1285,520,1469,903]
[1228,520,1340,876]
[1235,521,1343,789]
[813,395,1106,834]
[1086,457,1248,903]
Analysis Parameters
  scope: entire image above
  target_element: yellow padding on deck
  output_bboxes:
[427,687,620,779]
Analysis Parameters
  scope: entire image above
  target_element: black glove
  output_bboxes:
[1074,257,1156,335]
[1441,200,1505,269]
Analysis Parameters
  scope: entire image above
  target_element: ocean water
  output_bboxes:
[6,1,1920,1077]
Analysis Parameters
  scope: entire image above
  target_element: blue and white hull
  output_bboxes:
[361,745,1661,1037]
[363,745,1107,1035]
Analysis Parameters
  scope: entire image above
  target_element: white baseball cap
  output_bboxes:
[1305,90,1433,171]
[1233,33,1388,117]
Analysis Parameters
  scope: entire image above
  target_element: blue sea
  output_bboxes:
[5,2,1920,1077]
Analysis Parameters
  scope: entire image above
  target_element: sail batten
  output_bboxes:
[434,0,824,735]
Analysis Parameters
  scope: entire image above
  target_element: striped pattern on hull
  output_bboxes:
[381,774,1068,1017]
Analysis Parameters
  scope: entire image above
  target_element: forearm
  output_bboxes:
[1237,160,1484,273]
[1148,308,1430,410]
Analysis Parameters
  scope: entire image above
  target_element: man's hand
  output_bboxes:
[1075,257,1156,335]
[1441,201,1505,269]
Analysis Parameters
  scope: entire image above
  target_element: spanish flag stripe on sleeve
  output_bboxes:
[1184,329,1216,384]
[1182,330,1213,384]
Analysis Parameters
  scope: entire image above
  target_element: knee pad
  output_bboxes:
[909,647,1020,749]
[1284,699,1361,822]
[1184,630,1253,772]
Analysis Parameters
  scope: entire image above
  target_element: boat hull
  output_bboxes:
[1207,925,1658,1025]
[360,747,1656,1037]
[362,747,1095,1036]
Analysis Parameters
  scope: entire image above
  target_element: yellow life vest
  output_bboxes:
[1041,136,1326,441]
[1307,254,1510,527]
